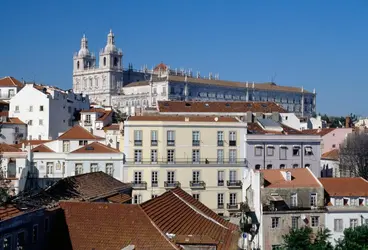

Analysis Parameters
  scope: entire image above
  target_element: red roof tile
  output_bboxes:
[57,125,104,140]
[301,128,335,136]
[319,177,368,197]
[154,62,168,71]
[59,202,179,250]
[96,110,112,121]
[141,188,239,250]
[70,142,121,154]
[3,117,26,125]
[158,101,287,113]
[321,149,339,161]
[104,124,120,130]
[0,143,22,153]
[31,144,55,153]
[0,76,23,88]
[260,168,322,188]
[0,205,23,220]
[247,122,303,135]
[80,108,106,113]
[128,115,240,123]
[107,193,132,203]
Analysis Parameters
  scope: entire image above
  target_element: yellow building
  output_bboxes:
[123,115,247,216]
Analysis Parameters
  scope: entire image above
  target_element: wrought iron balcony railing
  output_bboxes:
[190,181,206,189]
[227,180,243,188]
[131,181,147,190]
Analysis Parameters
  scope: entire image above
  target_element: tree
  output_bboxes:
[0,155,10,205]
[339,132,368,179]
[335,225,368,250]
[282,226,333,250]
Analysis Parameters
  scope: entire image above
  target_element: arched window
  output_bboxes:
[293,164,299,168]
[114,57,118,67]
[255,164,261,170]
[77,61,80,69]
[267,164,272,169]
[103,57,106,66]
[305,164,311,168]
[280,164,285,169]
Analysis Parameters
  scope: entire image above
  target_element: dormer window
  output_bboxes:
[335,198,343,206]
[359,198,364,206]
[343,198,349,206]
[286,171,292,181]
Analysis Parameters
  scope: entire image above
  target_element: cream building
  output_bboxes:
[123,115,247,216]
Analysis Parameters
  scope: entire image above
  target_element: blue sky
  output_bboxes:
[1,0,367,116]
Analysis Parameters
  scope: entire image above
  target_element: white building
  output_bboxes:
[0,115,27,144]
[0,143,28,195]
[9,83,90,140]
[0,76,24,102]
[320,149,341,177]
[26,125,124,189]
[319,177,368,245]
[308,116,327,129]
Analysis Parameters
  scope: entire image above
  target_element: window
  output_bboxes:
[29,105,33,112]
[335,198,343,206]
[305,164,310,168]
[105,163,113,176]
[291,216,299,229]
[192,193,200,200]
[134,171,142,183]
[192,131,200,146]
[85,114,91,123]
[293,146,300,156]
[134,150,142,163]
[344,198,349,206]
[229,193,237,205]
[332,144,336,148]
[305,146,313,156]
[334,219,343,232]
[279,146,287,160]
[192,170,200,183]
[271,217,280,228]
[267,146,274,156]
[218,170,224,186]
[63,140,70,152]
[15,105,20,112]
[3,235,11,250]
[32,224,38,243]
[134,130,143,146]
[75,163,83,175]
[28,120,33,126]
[90,163,98,172]
[46,162,54,175]
[229,131,236,146]
[255,164,261,170]
[151,130,158,146]
[218,193,224,208]
[68,106,72,113]
[17,231,25,249]
[229,149,237,163]
[103,57,106,66]
[217,149,224,163]
[151,171,158,187]
[217,131,224,146]
[291,193,298,207]
[167,149,175,163]
[39,119,43,125]
[133,194,142,204]
[229,170,237,182]
[293,164,299,168]
[167,171,175,183]
[311,216,319,227]
[359,198,364,206]
[280,164,285,169]
[310,193,317,206]
[79,140,87,146]
[151,194,158,199]
[266,164,272,169]
[255,146,263,156]
[151,149,157,163]
[167,130,175,146]
[192,149,200,163]
[15,127,19,133]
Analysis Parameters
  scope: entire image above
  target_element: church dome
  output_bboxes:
[78,47,90,57]
[103,29,118,53]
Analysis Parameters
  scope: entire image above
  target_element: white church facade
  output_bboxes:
[73,31,317,117]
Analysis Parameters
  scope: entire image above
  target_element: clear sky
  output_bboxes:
[1,0,367,116]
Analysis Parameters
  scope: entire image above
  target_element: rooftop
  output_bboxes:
[103,124,120,131]
[127,115,240,123]
[12,140,52,148]
[321,149,339,161]
[0,76,24,88]
[301,128,336,136]
[247,120,303,135]
[157,101,287,113]
[260,168,322,189]
[59,202,179,250]
[0,143,22,153]
[70,142,121,154]
[57,125,104,140]
[31,144,55,153]
[141,188,239,250]
[319,177,368,197]
[0,204,24,221]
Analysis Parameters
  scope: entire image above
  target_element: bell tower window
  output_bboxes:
[103,57,106,66]
[114,57,118,67]
[77,61,80,69]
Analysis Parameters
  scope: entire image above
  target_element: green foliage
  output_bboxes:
[335,225,368,250]
[282,226,333,250]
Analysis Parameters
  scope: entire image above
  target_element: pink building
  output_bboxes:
[302,128,352,154]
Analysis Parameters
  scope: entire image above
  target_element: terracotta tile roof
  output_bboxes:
[0,111,8,117]
[260,168,322,188]
[59,202,179,250]
[57,125,104,140]
[128,115,240,123]
[0,204,23,220]
[3,117,26,125]
[158,101,287,113]
[80,108,106,113]
[173,234,218,245]
[154,62,168,71]
[141,188,239,250]
[321,149,339,161]
[70,142,121,154]
[247,122,303,135]
[301,128,335,136]
[107,193,132,203]
[319,177,368,196]
[0,143,22,153]
[31,144,55,153]
[0,76,24,88]
[103,124,120,130]
[96,110,112,121]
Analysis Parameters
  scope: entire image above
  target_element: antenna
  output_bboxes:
[271,72,277,83]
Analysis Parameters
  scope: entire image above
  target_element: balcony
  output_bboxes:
[167,140,175,146]
[218,180,225,186]
[134,140,142,146]
[151,182,158,188]
[124,158,247,166]
[227,203,240,210]
[229,140,237,146]
[164,181,181,189]
[151,140,158,146]
[217,140,224,146]
[218,204,225,209]
[0,94,15,100]
[227,180,242,188]
[190,181,206,189]
[131,181,147,190]
[192,140,200,146]
[84,121,92,126]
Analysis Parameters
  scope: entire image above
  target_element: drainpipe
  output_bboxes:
[301,142,304,168]
[263,142,266,169]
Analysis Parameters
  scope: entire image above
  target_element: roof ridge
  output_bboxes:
[306,167,323,187]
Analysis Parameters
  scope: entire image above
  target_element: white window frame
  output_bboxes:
[334,219,343,232]
[311,216,319,227]
[151,171,158,186]
[151,149,158,163]
[271,217,280,228]
[134,171,142,183]
[290,193,298,207]
[310,193,317,207]
[105,163,113,176]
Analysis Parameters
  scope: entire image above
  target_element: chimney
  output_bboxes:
[246,111,253,123]
[271,112,280,122]
[346,116,351,128]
